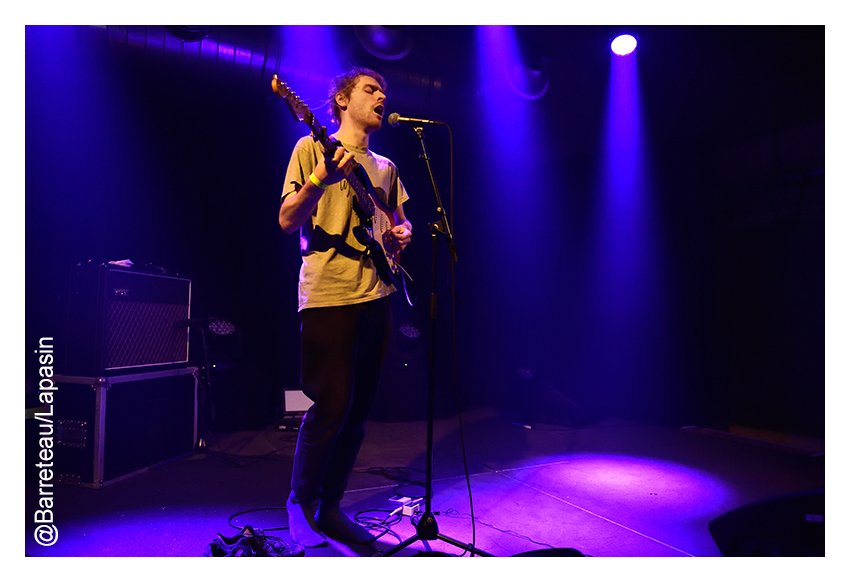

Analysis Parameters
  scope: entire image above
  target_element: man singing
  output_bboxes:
[279,67,413,548]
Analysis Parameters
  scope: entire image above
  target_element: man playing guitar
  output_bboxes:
[279,67,412,548]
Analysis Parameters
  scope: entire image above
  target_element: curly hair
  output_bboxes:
[327,66,387,126]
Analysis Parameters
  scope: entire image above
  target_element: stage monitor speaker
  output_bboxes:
[512,548,585,557]
[708,490,824,556]
[64,263,191,376]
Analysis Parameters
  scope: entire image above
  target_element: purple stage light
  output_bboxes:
[477,25,549,101]
[611,34,638,56]
[276,26,342,112]
[549,453,733,518]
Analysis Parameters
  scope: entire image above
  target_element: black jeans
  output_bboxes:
[290,296,392,506]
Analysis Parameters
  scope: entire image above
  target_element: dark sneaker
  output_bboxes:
[218,524,306,557]
[203,536,255,557]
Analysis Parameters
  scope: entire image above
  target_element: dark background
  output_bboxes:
[25,25,825,437]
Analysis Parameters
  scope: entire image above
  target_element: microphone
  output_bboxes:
[387,112,445,127]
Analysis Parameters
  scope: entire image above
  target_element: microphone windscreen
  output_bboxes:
[387,112,400,127]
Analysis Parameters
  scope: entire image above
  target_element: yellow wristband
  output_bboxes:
[309,173,329,190]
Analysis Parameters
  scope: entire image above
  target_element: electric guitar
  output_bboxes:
[272,75,403,288]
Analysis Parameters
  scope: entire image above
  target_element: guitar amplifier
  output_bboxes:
[64,263,191,376]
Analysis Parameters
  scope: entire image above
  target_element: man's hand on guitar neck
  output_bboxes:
[314,146,356,187]
[278,146,355,234]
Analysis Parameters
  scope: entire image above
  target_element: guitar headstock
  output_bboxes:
[271,75,313,125]
[271,74,337,153]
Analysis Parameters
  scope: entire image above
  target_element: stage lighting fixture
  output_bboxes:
[355,25,413,60]
[208,319,236,336]
[508,61,549,100]
[399,324,421,339]
[166,26,210,42]
[611,34,638,56]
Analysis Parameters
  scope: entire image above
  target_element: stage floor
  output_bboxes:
[25,407,824,559]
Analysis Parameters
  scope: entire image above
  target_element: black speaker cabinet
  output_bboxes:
[64,263,191,376]
[51,367,199,487]
[709,490,825,556]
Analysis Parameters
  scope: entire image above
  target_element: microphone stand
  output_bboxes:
[382,125,491,557]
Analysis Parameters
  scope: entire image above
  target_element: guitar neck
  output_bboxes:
[309,125,376,216]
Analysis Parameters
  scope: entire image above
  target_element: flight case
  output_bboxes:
[53,367,198,487]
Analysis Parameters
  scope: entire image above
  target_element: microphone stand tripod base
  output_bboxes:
[381,512,493,557]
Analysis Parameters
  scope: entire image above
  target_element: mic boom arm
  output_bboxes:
[387,113,446,127]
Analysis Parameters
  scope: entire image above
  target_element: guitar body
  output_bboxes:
[273,75,402,288]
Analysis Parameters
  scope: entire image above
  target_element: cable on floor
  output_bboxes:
[441,508,558,550]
